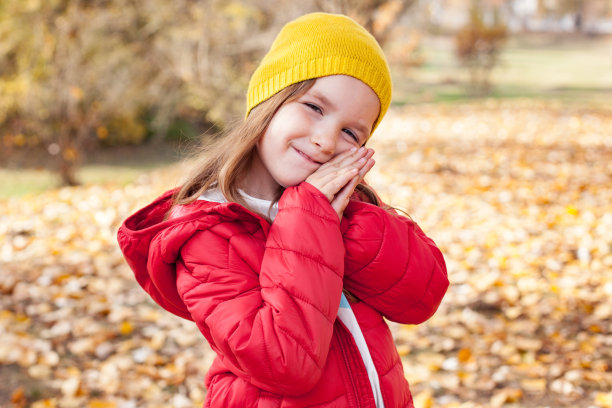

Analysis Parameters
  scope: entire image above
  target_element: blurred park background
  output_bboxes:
[1,0,611,407]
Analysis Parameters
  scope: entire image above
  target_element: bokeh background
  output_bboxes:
[1,0,611,407]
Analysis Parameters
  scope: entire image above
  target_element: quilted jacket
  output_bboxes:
[117,182,448,407]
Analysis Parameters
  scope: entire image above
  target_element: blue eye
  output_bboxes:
[305,103,322,114]
[343,129,358,142]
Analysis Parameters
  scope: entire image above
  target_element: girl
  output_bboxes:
[118,12,448,408]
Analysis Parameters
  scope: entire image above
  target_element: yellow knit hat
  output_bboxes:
[246,12,392,134]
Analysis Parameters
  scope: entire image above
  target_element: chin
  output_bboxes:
[278,177,307,189]
[275,172,310,189]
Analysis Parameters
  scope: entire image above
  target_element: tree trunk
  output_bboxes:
[56,125,81,186]
[58,156,79,186]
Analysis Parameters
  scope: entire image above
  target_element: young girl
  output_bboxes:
[118,12,448,408]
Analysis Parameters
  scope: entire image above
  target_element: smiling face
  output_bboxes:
[244,75,381,200]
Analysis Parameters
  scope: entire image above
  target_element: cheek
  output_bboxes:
[268,105,304,133]
[256,131,277,166]
[334,140,359,157]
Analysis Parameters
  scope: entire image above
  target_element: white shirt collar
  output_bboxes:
[199,188,279,220]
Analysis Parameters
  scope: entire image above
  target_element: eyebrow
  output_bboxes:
[310,91,371,137]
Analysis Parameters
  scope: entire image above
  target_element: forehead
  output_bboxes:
[306,75,380,122]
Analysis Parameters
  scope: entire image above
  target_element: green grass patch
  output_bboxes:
[0,142,189,199]
[0,169,58,198]
[394,34,612,107]
[0,165,168,199]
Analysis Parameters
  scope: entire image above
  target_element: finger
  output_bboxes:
[320,167,359,194]
[358,157,375,180]
[331,174,361,219]
[309,153,364,184]
[307,167,359,201]
[334,146,369,168]
[340,147,373,173]
[320,146,368,171]
[335,173,361,203]
[352,149,374,178]
[317,146,359,170]
[306,148,371,199]
[307,161,358,187]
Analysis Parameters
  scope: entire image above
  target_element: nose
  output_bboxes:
[310,126,337,155]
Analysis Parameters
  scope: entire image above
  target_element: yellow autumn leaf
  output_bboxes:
[520,378,546,393]
[11,386,26,404]
[97,126,109,140]
[596,392,612,408]
[70,86,84,101]
[31,399,57,408]
[566,205,579,216]
[412,389,433,408]
[88,400,117,408]
[13,133,26,147]
[119,321,133,336]
[457,348,472,363]
[62,147,78,161]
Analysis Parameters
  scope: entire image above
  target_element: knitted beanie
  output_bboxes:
[246,12,392,133]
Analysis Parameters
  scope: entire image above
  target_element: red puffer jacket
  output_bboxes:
[117,182,448,407]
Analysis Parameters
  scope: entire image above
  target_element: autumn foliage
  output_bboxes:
[0,0,422,187]
[454,5,508,93]
[0,0,281,185]
[1,101,611,407]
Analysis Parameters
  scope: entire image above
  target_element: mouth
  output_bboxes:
[292,147,323,165]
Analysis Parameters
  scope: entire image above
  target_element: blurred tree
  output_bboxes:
[0,0,163,185]
[154,0,273,126]
[313,0,423,72]
[454,1,508,94]
[0,0,274,185]
[0,0,420,186]
[314,0,417,45]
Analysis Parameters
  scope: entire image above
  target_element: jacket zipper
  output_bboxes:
[335,320,376,408]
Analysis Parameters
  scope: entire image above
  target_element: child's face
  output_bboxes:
[248,75,380,199]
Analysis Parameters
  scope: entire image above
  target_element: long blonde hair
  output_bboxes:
[173,79,382,217]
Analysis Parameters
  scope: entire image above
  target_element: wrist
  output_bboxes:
[279,182,340,225]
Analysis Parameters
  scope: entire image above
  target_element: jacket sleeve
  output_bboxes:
[341,200,448,324]
[175,183,344,395]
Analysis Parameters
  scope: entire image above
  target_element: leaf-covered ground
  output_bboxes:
[1,101,611,408]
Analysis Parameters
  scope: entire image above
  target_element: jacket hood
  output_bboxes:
[117,189,270,320]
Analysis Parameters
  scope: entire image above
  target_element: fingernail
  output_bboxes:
[350,147,357,152]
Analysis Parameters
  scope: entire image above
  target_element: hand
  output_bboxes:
[306,147,375,219]
[330,148,374,219]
